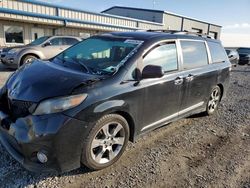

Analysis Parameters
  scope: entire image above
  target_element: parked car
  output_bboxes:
[225,48,239,65]
[0,31,231,173]
[237,47,250,65]
[0,36,82,68]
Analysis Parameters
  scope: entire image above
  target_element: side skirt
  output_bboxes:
[140,102,205,132]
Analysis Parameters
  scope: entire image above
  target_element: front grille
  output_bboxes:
[8,99,34,118]
[1,88,35,119]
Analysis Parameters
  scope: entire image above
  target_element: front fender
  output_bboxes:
[69,99,131,122]
[17,49,45,65]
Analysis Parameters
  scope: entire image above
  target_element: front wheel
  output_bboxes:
[20,55,37,67]
[81,114,130,170]
[206,86,222,115]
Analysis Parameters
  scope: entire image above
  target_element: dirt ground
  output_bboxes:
[0,63,249,188]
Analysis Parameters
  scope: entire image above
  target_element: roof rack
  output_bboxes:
[146,29,213,39]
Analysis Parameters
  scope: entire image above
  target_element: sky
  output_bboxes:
[39,0,250,47]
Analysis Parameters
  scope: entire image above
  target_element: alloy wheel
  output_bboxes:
[208,87,221,113]
[90,122,125,164]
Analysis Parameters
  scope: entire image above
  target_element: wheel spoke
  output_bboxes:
[95,148,106,163]
[102,124,110,137]
[208,100,213,108]
[214,96,220,101]
[111,124,123,137]
[108,149,116,160]
[113,137,125,146]
[92,138,103,149]
[212,103,216,109]
[214,90,218,97]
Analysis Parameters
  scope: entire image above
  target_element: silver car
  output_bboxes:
[0,36,82,68]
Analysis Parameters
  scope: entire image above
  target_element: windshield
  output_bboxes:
[238,48,250,54]
[30,36,50,45]
[54,37,143,75]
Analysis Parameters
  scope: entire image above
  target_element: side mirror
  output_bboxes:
[43,41,52,47]
[142,65,164,79]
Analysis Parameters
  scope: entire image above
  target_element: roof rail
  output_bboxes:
[146,29,214,39]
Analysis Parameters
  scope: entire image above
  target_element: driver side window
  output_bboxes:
[143,42,178,72]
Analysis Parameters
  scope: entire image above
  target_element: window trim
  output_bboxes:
[142,40,180,74]
[178,39,210,71]
[4,25,24,45]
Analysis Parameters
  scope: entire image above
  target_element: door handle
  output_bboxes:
[174,76,184,85]
[186,74,194,82]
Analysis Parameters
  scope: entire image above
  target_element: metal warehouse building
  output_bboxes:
[0,0,221,47]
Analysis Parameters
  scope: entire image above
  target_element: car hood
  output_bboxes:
[6,60,103,102]
[2,45,27,52]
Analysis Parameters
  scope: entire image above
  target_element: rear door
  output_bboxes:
[178,40,217,114]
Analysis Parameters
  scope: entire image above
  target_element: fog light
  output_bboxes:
[37,151,48,163]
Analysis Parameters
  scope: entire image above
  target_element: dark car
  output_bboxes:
[0,31,231,173]
[225,48,239,65]
[237,47,250,65]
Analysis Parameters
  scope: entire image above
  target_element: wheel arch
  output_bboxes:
[92,100,136,142]
[217,83,224,101]
[20,53,40,66]
[114,111,136,142]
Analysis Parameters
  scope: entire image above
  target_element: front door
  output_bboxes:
[41,37,66,60]
[140,41,184,132]
[31,28,44,41]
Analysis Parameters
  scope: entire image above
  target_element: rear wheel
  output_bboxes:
[81,114,129,170]
[206,86,222,115]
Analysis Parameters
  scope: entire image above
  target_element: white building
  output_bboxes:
[0,0,221,47]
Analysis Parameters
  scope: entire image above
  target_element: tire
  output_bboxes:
[206,86,222,115]
[20,55,37,66]
[81,114,130,170]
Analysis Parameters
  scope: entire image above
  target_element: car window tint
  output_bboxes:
[181,41,208,69]
[50,38,63,46]
[143,43,178,72]
[63,38,79,45]
[208,41,227,63]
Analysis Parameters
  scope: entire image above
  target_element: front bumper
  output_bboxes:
[0,110,91,173]
[1,53,18,68]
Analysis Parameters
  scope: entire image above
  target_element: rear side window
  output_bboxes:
[208,42,227,63]
[181,41,208,70]
[143,43,178,72]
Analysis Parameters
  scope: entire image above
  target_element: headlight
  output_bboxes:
[33,94,87,115]
[8,49,20,54]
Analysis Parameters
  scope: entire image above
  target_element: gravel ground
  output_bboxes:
[0,63,249,188]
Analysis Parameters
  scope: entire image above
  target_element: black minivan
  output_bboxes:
[0,31,231,173]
